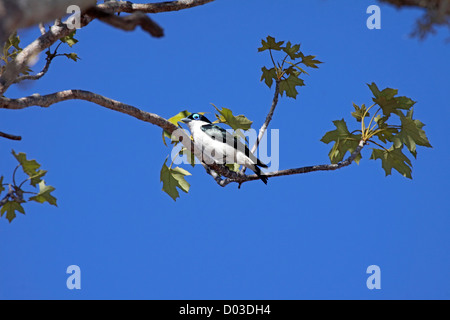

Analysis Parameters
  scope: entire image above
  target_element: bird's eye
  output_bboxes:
[193,114,200,120]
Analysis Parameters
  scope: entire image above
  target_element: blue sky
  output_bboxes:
[1,0,449,299]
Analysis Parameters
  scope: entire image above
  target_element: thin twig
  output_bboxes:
[0,185,13,207]
[0,131,22,140]
[220,140,366,186]
[251,79,280,154]
[239,79,280,178]
[13,50,55,84]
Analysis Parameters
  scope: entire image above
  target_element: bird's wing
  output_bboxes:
[200,124,267,167]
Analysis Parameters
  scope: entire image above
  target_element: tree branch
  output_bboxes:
[0,89,366,187]
[251,79,280,154]
[0,20,84,95]
[85,7,163,38]
[0,89,174,129]
[0,0,96,45]
[219,140,366,187]
[0,1,215,95]
[0,185,13,207]
[0,130,21,140]
[12,49,56,84]
[0,89,241,181]
[98,0,216,14]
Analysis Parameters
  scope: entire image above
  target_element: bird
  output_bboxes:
[181,113,268,184]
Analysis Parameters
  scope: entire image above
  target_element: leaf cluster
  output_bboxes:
[58,30,80,62]
[321,83,432,178]
[258,36,322,99]
[0,30,80,83]
[1,32,32,76]
[0,151,57,223]
[46,30,81,63]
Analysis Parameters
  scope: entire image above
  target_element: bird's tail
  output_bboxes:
[253,165,268,185]
[257,159,268,169]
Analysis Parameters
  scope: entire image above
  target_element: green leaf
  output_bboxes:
[260,66,277,88]
[351,103,369,122]
[321,119,362,164]
[162,110,191,146]
[282,41,302,60]
[12,150,41,177]
[8,32,22,51]
[393,109,432,156]
[213,105,253,131]
[368,83,415,117]
[257,36,284,52]
[279,73,305,99]
[372,115,397,143]
[300,53,323,68]
[160,159,191,201]
[367,82,381,97]
[167,110,191,125]
[29,170,47,187]
[29,180,57,206]
[63,53,80,62]
[284,61,309,75]
[370,147,412,179]
[226,163,241,172]
[0,176,4,195]
[375,127,398,144]
[60,30,78,47]
[0,201,25,223]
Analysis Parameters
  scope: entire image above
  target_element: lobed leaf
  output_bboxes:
[370,147,412,179]
[282,41,302,60]
[257,36,284,52]
[29,181,57,206]
[321,119,362,164]
[0,201,25,223]
[299,53,323,69]
[63,53,80,62]
[160,159,191,201]
[393,109,432,157]
[260,66,277,88]
[351,103,369,122]
[12,150,41,178]
[279,73,305,99]
[368,83,415,117]
[213,105,253,131]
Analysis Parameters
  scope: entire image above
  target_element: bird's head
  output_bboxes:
[181,113,212,124]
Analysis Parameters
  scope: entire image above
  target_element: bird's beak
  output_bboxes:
[181,117,191,123]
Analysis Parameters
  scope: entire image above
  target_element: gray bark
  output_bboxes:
[0,0,96,45]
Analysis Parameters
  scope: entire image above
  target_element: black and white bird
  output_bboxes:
[181,113,268,184]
